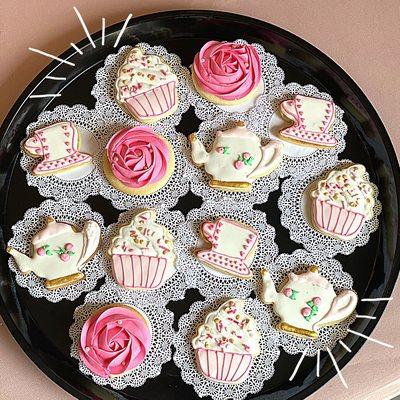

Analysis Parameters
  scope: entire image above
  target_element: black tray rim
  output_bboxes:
[0,9,399,400]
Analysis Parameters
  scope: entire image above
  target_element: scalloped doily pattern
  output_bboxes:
[69,285,174,389]
[7,198,106,302]
[278,159,381,257]
[180,199,279,299]
[187,39,284,122]
[92,43,191,130]
[102,207,188,305]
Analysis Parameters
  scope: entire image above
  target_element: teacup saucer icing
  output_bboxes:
[279,95,337,148]
[190,121,283,192]
[115,46,178,123]
[7,217,101,290]
[192,299,261,384]
[261,266,358,339]
[310,164,375,240]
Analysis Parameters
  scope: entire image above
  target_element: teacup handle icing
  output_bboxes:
[248,140,283,179]
[314,290,357,328]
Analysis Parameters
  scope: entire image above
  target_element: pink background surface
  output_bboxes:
[0,1,399,399]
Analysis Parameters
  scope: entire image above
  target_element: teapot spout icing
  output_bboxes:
[6,247,34,274]
[189,133,209,165]
[248,140,283,179]
[78,220,101,267]
[260,269,278,303]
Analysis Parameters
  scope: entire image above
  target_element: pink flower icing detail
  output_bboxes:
[79,306,151,378]
[193,41,261,101]
[301,307,312,317]
[106,126,170,189]
[234,160,244,170]
[37,247,45,256]
[60,253,70,262]
[283,288,292,298]
[312,297,321,305]
[65,243,74,251]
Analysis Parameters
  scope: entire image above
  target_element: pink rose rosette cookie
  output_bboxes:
[192,299,260,384]
[108,210,177,290]
[104,126,174,195]
[79,305,151,378]
[115,47,179,123]
[311,164,375,240]
[192,40,262,105]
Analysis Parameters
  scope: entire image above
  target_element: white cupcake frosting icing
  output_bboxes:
[116,47,178,101]
[192,299,260,355]
[311,164,375,219]
[108,210,175,262]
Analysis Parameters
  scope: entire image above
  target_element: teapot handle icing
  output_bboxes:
[248,140,283,179]
[314,290,358,328]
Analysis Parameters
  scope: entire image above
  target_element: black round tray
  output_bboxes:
[0,10,399,400]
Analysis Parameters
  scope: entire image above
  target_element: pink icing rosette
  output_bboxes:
[79,305,151,378]
[106,126,171,189]
[192,40,262,102]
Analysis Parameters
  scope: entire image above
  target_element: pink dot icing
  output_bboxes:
[283,288,293,297]
[193,40,261,101]
[79,306,151,378]
[65,243,74,251]
[301,307,312,317]
[106,126,170,189]
[37,247,45,256]
[312,297,321,306]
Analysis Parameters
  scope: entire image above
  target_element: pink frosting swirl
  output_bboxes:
[193,41,262,101]
[106,126,170,188]
[79,306,151,378]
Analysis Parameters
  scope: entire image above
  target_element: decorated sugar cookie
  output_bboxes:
[261,267,357,339]
[192,41,262,106]
[195,217,259,279]
[279,95,337,148]
[190,121,283,192]
[192,299,260,384]
[311,164,375,240]
[104,126,175,195]
[108,210,176,290]
[79,304,151,378]
[23,121,92,176]
[115,46,179,123]
[7,217,101,290]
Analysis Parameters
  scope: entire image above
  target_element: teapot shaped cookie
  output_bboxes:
[190,121,283,192]
[7,217,101,290]
[261,266,357,338]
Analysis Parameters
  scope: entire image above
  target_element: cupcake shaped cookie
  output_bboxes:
[192,41,262,105]
[104,126,174,195]
[79,304,151,378]
[116,47,178,123]
[108,210,176,290]
[311,164,375,240]
[192,299,260,384]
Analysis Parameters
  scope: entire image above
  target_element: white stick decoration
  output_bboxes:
[113,13,132,48]
[339,340,352,353]
[361,297,393,302]
[29,94,62,99]
[45,76,66,81]
[73,6,96,48]
[289,349,307,381]
[356,314,376,320]
[102,18,106,46]
[316,349,320,377]
[326,347,348,389]
[28,48,75,66]
[70,43,83,55]
[347,329,394,348]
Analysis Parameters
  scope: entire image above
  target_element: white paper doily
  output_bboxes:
[187,117,281,204]
[7,198,106,302]
[173,297,280,400]
[248,83,348,178]
[102,207,188,305]
[21,105,105,201]
[97,128,191,210]
[278,159,381,258]
[69,285,174,389]
[259,249,356,356]
[92,43,191,130]
[179,199,279,299]
[187,39,284,121]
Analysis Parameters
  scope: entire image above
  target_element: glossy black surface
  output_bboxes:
[0,10,399,400]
